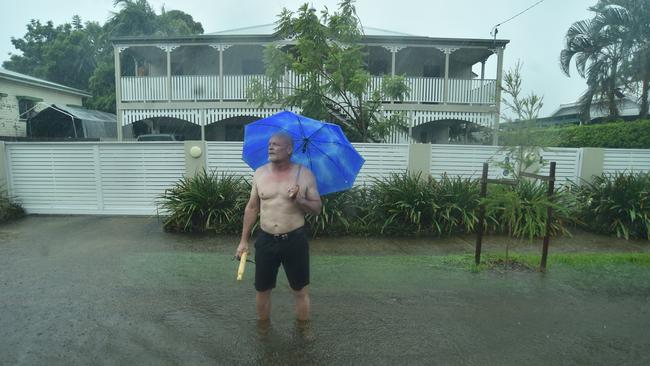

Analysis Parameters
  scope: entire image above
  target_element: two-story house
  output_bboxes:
[112,24,508,143]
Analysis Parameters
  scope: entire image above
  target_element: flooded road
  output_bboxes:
[1,216,649,365]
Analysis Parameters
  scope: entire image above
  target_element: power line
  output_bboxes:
[490,0,547,38]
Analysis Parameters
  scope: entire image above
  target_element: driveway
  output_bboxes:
[1,216,649,365]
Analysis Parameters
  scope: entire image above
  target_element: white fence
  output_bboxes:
[4,142,650,215]
[171,75,219,101]
[349,143,409,186]
[120,74,496,104]
[5,142,186,215]
[603,149,650,174]
[431,145,504,179]
[121,76,167,101]
[207,142,251,178]
[540,148,582,183]
[430,146,583,184]
[205,142,409,188]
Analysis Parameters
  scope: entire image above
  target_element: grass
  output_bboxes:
[119,251,650,293]
[441,252,650,272]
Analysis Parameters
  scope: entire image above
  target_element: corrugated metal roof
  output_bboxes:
[0,68,91,97]
[550,97,641,119]
[208,23,416,37]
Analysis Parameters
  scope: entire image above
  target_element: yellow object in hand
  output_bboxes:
[237,252,248,281]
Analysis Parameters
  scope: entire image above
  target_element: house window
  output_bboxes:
[17,96,41,120]
[423,64,441,78]
[368,58,389,75]
[242,59,264,75]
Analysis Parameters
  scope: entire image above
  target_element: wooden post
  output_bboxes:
[219,46,224,101]
[493,47,505,145]
[540,161,556,272]
[475,162,488,265]
[443,49,450,104]
[114,46,123,141]
[480,60,486,80]
[166,47,172,102]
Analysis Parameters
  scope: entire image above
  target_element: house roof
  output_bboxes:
[208,23,416,37]
[111,24,509,49]
[550,96,641,119]
[0,68,91,98]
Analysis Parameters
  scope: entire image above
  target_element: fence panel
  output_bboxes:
[6,143,99,212]
[539,148,581,184]
[431,145,505,179]
[205,142,409,188]
[352,143,409,187]
[206,142,252,179]
[6,142,185,214]
[98,143,186,214]
[603,149,650,174]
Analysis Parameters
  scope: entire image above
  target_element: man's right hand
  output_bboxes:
[236,241,249,258]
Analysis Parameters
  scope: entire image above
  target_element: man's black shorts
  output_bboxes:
[254,226,309,292]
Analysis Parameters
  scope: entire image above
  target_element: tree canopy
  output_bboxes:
[2,0,204,113]
[560,0,650,123]
[248,0,409,142]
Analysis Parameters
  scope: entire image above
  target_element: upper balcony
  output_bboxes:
[119,73,496,105]
[113,30,507,107]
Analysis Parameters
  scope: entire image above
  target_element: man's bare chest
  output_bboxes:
[257,174,294,200]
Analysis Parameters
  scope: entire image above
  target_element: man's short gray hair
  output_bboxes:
[271,132,294,147]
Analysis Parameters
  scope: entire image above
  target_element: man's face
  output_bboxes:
[268,135,292,162]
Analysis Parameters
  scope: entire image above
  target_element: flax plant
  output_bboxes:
[573,172,650,239]
[158,170,249,233]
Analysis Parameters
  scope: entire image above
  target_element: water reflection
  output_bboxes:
[254,319,317,365]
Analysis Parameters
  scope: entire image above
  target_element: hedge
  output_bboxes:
[500,119,650,148]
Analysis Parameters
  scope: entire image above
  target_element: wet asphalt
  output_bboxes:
[0,216,649,365]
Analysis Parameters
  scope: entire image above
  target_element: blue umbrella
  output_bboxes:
[242,111,365,195]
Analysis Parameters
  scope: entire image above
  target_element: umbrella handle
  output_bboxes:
[237,252,248,281]
[295,164,302,185]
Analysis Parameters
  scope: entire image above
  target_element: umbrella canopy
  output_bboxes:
[242,111,365,195]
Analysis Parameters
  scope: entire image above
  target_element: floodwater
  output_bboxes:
[1,216,649,365]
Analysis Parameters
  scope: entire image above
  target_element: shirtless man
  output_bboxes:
[236,132,322,321]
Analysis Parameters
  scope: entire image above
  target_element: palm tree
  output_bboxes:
[589,0,650,119]
[560,16,624,124]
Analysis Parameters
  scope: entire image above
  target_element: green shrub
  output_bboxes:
[306,187,371,236]
[363,173,480,236]
[158,170,250,233]
[501,119,650,148]
[367,173,439,235]
[157,170,650,243]
[483,180,574,240]
[0,189,25,223]
[433,175,480,235]
[572,172,650,239]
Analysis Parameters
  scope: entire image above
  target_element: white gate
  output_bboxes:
[6,142,186,215]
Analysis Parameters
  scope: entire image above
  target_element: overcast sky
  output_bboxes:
[0,0,596,116]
